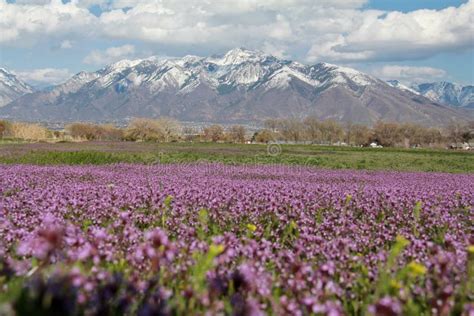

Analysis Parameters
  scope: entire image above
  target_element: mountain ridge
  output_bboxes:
[0,68,34,107]
[413,81,474,109]
[0,48,471,125]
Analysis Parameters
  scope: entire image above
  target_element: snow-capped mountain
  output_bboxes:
[411,82,474,109]
[386,80,420,95]
[0,68,33,107]
[0,48,470,125]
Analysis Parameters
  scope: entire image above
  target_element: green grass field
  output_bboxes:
[0,141,472,173]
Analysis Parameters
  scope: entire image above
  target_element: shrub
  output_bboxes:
[125,117,181,142]
[0,120,10,139]
[66,123,100,140]
[66,123,124,141]
[7,122,49,141]
[98,124,124,141]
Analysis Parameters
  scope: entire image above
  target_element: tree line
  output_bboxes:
[257,118,473,148]
[0,117,473,148]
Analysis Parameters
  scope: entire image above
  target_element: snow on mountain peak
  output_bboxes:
[0,68,33,106]
[2,49,471,124]
[412,81,473,108]
[0,68,32,91]
[3,48,436,106]
[105,59,144,72]
[179,55,204,65]
[313,62,374,86]
[213,48,268,66]
[386,80,419,95]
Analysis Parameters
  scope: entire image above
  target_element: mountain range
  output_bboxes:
[386,80,474,109]
[0,68,33,107]
[0,48,472,126]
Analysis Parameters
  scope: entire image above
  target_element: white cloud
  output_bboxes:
[83,44,136,65]
[75,0,369,11]
[307,1,474,62]
[1,0,473,65]
[0,0,96,44]
[15,68,73,86]
[94,1,373,48]
[13,0,51,4]
[371,65,447,84]
[60,40,73,49]
[261,42,290,59]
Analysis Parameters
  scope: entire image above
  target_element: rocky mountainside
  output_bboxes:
[411,82,474,109]
[0,68,33,107]
[0,49,470,125]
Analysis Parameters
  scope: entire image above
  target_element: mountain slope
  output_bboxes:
[386,80,420,95]
[1,49,470,125]
[0,68,33,107]
[411,82,474,109]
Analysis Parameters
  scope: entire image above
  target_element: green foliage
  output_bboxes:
[0,142,472,173]
[81,219,93,232]
[412,201,422,237]
[161,195,173,228]
[281,220,299,247]
[191,244,225,292]
[374,235,410,299]
[196,208,208,241]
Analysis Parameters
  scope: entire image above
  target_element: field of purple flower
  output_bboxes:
[0,163,473,315]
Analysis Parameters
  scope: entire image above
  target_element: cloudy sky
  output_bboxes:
[0,0,473,87]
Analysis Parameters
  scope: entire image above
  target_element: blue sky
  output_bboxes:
[0,0,472,87]
[367,0,467,11]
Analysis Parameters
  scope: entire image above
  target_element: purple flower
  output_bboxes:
[368,297,402,316]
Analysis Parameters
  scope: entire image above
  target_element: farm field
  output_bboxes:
[0,141,473,173]
[0,162,473,315]
[0,142,473,315]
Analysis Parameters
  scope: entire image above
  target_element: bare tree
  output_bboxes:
[464,121,474,142]
[0,120,8,139]
[319,120,344,144]
[422,128,443,147]
[203,125,224,142]
[183,127,198,142]
[303,116,322,143]
[125,118,165,141]
[155,117,181,142]
[372,121,403,147]
[264,119,280,132]
[344,121,354,144]
[446,121,474,143]
[349,124,371,146]
[227,125,246,143]
[399,123,425,147]
[277,118,305,142]
[253,129,275,143]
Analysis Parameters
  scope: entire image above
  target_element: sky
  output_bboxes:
[0,0,473,87]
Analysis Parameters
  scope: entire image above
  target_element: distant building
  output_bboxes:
[369,142,383,148]
[449,143,471,150]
